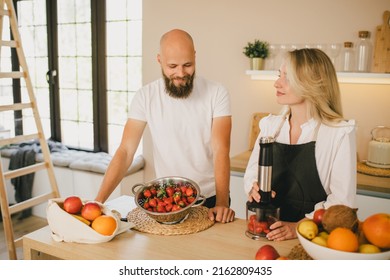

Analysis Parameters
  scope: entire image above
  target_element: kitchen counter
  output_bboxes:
[22,195,299,260]
[230,151,390,198]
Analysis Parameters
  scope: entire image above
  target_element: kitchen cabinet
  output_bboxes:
[246,70,390,85]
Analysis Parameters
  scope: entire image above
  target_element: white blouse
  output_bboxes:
[243,114,357,218]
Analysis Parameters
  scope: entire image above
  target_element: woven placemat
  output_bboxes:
[357,161,390,177]
[126,206,215,235]
[288,244,313,260]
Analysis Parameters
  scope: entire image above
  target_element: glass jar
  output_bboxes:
[340,42,355,72]
[356,31,372,72]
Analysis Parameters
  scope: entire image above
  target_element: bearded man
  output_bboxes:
[95,29,235,223]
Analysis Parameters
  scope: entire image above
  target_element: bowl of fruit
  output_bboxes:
[296,205,390,260]
[131,176,206,224]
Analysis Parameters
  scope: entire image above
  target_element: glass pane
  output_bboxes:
[58,25,77,56]
[127,20,142,56]
[58,1,93,150]
[75,0,91,22]
[61,120,78,147]
[19,26,35,57]
[106,22,127,56]
[60,89,78,121]
[107,0,127,21]
[77,57,92,89]
[108,124,124,154]
[35,26,48,56]
[34,57,49,88]
[78,122,93,149]
[127,57,142,91]
[106,1,143,155]
[107,57,127,91]
[78,90,93,122]
[127,0,143,20]
[76,23,92,56]
[16,0,51,139]
[58,57,77,89]
[58,0,76,24]
[107,91,128,125]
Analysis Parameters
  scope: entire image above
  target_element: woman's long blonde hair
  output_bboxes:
[284,48,344,124]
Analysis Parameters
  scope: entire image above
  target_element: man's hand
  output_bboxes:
[208,206,235,223]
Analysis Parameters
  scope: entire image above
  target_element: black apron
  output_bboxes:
[271,121,327,222]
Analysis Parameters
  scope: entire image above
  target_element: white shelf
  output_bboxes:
[246,70,390,85]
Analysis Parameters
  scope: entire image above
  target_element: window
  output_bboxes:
[106,0,142,154]
[0,0,142,155]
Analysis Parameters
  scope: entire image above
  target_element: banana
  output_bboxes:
[71,214,91,226]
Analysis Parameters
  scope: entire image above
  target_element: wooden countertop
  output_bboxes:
[23,196,299,260]
[231,151,390,196]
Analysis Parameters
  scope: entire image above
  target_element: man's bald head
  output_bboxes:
[159,29,195,53]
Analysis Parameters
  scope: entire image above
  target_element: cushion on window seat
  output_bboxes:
[35,150,89,167]
[2,146,144,175]
[69,152,144,175]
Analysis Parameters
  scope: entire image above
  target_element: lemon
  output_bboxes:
[312,236,327,247]
[318,231,329,240]
[358,244,381,254]
[298,220,318,240]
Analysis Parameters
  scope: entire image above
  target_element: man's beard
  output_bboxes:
[163,71,195,99]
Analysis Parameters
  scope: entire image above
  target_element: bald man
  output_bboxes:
[95,29,235,223]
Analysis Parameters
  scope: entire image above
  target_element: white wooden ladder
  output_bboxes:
[0,0,59,260]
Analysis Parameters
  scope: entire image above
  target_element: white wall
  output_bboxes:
[142,0,390,180]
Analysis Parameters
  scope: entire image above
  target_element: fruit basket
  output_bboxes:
[296,229,390,260]
[131,176,206,224]
[46,198,133,243]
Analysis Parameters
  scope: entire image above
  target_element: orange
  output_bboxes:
[91,215,117,236]
[362,213,390,249]
[327,227,359,252]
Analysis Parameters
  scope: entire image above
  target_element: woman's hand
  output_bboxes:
[266,221,298,241]
[248,182,260,202]
[248,182,276,203]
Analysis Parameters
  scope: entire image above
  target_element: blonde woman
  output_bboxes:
[244,48,357,240]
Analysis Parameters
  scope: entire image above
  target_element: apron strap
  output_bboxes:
[273,111,289,139]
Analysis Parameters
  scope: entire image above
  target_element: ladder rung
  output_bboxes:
[0,133,39,146]
[0,102,33,112]
[0,9,10,16]
[9,192,57,215]
[0,72,25,79]
[0,40,18,47]
[4,162,47,180]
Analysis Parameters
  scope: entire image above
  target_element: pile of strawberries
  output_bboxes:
[138,183,197,213]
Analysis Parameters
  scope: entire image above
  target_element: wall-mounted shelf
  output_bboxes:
[246,70,390,85]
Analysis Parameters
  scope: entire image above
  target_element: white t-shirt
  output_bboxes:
[244,114,357,217]
[129,76,231,197]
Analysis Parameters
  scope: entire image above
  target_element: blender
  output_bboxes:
[246,136,280,240]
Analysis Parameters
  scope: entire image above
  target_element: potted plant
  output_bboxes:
[243,39,270,70]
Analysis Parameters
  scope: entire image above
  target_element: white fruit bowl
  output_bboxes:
[296,229,390,260]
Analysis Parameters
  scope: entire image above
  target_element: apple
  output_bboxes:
[81,202,102,221]
[255,244,280,260]
[63,196,83,214]
[313,208,326,225]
